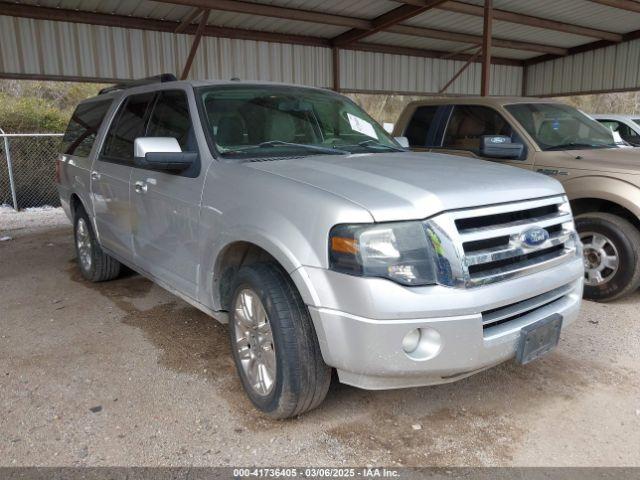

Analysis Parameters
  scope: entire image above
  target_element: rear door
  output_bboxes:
[430,104,534,170]
[129,88,204,298]
[92,92,155,261]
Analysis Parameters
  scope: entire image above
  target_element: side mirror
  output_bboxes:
[480,135,524,159]
[133,137,196,172]
[394,136,410,148]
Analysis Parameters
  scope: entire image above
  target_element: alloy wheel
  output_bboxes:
[76,218,93,272]
[232,289,276,396]
[580,231,620,286]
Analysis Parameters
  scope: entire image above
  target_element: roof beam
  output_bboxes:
[157,0,369,29]
[161,0,566,55]
[181,9,210,79]
[586,0,640,12]
[331,0,448,46]
[351,42,522,66]
[481,0,493,96]
[388,24,568,55]
[0,1,522,66]
[0,2,328,47]
[175,7,205,33]
[399,0,623,42]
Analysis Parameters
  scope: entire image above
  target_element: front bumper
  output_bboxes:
[296,256,584,390]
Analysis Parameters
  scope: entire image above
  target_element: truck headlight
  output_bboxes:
[329,221,437,286]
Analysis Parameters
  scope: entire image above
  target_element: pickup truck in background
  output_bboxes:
[592,114,640,147]
[394,97,640,302]
[57,77,583,418]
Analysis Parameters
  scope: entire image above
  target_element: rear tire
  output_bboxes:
[73,207,121,282]
[576,212,640,302]
[228,263,331,419]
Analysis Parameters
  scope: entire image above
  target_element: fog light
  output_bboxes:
[402,328,421,353]
[402,327,442,361]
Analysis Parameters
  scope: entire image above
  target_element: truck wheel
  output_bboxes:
[73,208,121,282]
[228,263,331,418]
[576,213,640,302]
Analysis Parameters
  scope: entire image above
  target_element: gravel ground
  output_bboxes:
[0,216,639,467]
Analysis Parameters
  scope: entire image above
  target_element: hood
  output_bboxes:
[557,147,640,174]
[246,152,564,222]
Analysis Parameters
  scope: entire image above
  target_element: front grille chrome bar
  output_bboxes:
[465,229,573,267]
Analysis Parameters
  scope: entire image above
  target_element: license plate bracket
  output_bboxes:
[516,314,563,365]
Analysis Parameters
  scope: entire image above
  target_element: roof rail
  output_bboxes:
[98,73,178,95]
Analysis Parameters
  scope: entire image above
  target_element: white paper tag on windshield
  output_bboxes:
[347,113,378,140]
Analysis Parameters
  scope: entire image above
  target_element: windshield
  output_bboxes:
[198,85,401,158]
[505,103,618,151]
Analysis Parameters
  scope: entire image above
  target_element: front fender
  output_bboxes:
[563,175,640,220]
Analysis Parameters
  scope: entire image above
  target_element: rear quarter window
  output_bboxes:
[60,99,113,157]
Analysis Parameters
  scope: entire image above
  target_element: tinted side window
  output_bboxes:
[60,100,113,157]
[103,92,155,162]
[443,105,514,154]
[405,106,438,147]
[146,90,194,151]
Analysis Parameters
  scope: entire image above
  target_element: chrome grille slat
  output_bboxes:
[468,249,575,286]
[458,211,573,242]
[465,229,573,266]
[482,283,574,326]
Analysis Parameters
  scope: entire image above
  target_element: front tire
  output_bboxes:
[228,263,331,418]
[576,212,640,302]
[73,207,121,282]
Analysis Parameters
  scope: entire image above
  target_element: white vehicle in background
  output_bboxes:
[592,114,640,147]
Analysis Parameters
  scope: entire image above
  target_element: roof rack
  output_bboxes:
[98,73,178,95]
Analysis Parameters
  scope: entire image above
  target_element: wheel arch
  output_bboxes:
[564,176,640,230]
[206,237,317,313]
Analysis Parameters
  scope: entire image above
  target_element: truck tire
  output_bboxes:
[73,207,121,282]
[228,263,331,418]
[576,212,640,302]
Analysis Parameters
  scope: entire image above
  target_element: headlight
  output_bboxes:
[329,221,437,286]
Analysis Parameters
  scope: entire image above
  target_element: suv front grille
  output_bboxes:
[428,195,578,288]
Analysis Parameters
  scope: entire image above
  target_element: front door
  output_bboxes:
[129,89,204,299]
[430,105,534,170]
[92,92,155,262]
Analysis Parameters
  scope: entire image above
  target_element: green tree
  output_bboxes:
[0,93,69,133]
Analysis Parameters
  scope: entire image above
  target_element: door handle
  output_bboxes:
[90,171,100,181]
[134,181,148,194]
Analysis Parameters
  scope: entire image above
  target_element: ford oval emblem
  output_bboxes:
[520,227,549,247]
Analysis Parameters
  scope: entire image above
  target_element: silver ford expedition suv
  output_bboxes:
[56,77,584,418]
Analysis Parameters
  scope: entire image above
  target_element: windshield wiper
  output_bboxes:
[545,142,615,151]
[224,140,349,156]
[340,139,406,152]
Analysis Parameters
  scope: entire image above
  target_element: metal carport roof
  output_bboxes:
[0,0,639,96]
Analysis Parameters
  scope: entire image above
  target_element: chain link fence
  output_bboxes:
[0,132,63,210]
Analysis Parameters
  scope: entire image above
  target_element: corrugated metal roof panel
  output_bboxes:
[340,49,522,96]
[366,31,476,54]
[14,0,195,22]
[367,31,540,60]
[0,15,332,86]
[246,0,397,19]
[404,9,594,49]
[526,38,640,96]
[205,11,347,37]
[464,0,640,35]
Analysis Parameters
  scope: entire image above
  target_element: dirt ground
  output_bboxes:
[1,215,639,467]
